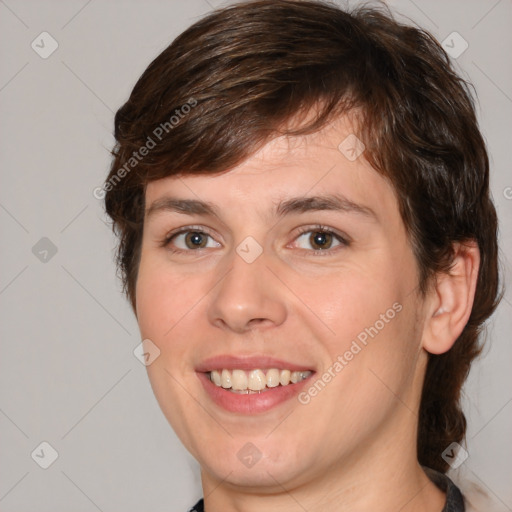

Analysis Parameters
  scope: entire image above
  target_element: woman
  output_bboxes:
[102,1,500,510]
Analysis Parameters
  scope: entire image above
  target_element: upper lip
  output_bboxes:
[195,355,315,373]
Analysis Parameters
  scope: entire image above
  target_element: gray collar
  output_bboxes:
[423,466,465,512]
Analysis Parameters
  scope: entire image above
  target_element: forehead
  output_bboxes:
[144,115,399,226]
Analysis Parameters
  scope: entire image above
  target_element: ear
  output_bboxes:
[422,241,480,355]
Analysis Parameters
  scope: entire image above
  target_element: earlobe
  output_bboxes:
[422,241,480,355]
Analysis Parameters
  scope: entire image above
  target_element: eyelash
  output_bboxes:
[161,224,350,256]
[293,225,350,255]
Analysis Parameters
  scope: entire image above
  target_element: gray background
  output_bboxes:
[0,0,511,511]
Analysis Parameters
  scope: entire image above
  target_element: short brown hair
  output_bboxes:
[104,0,501,472]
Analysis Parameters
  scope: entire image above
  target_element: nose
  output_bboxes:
[207,247,287,334]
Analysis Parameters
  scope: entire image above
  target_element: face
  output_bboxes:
[136,116,429,492]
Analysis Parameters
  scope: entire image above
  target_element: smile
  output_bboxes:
[208,368,312,393]
[196,355,315,413]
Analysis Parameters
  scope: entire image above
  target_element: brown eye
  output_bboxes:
[309,231,334,250]
[184,231,208,249]
[292,227,348,254]
[164,228,221,252]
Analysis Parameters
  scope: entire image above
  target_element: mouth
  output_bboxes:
[208,368,312,393]
[196,356,315,414]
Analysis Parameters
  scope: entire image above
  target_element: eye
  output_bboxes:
[161,224,349,255]
[163,227,220,252]
[292,226,349,254]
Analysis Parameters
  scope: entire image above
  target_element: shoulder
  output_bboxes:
[448,467,504,512]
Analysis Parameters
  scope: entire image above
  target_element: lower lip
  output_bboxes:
[197,372,313,414]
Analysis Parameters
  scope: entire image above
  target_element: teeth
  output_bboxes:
[231,369,248,390]
[266,368,280,388]
[221,369,231,388]
[248,369,266,391]
[209,368,312,391]
[211,370,221,386]
[280,369,291,386]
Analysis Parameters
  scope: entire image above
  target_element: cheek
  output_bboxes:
[290,256,414,358]
[291,249,421,426]
[136,254,203,341]
[297,291,421,448]
[134,255,208,445]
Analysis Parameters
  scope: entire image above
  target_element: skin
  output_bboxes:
[135,115,479,512]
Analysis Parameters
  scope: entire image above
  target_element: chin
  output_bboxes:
[203,457,305,490]
[195,437,314,490]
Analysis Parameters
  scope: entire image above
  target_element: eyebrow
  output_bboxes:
[146,193,377,221]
